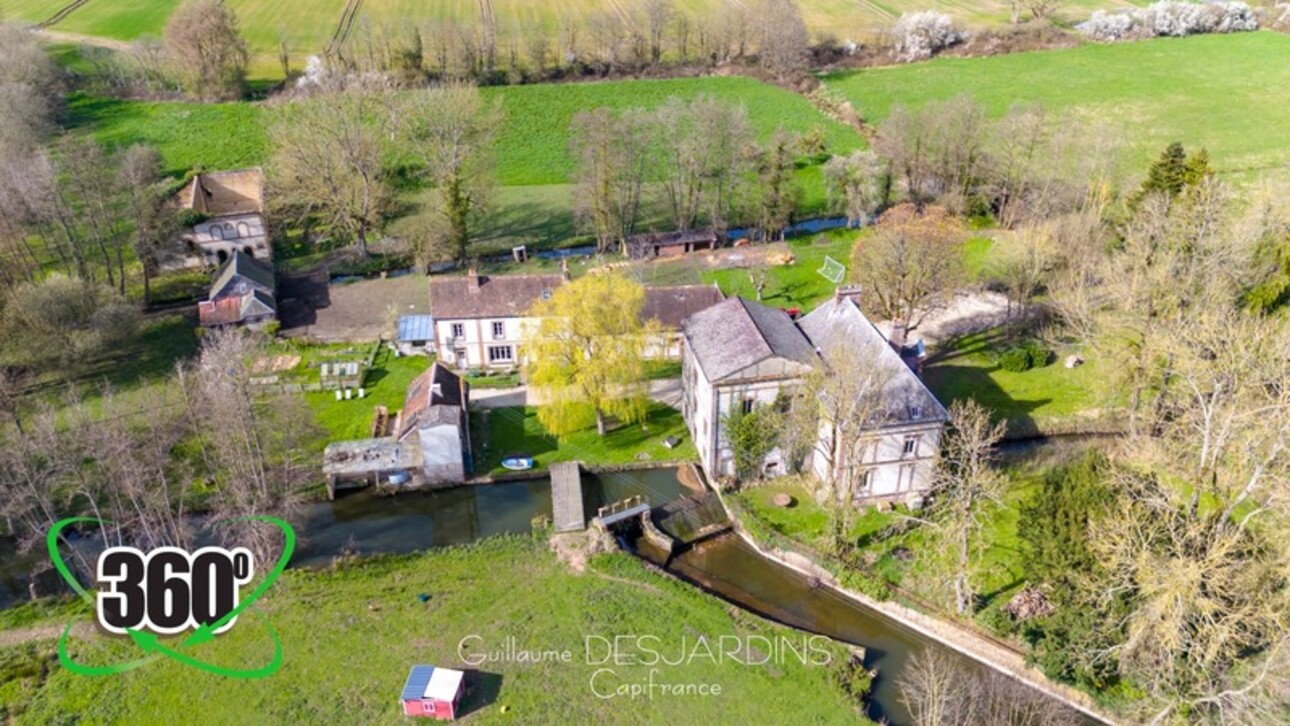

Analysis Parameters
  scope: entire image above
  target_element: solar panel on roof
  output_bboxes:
[401,665,435,701]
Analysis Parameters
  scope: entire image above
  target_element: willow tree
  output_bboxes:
[523,273,657,437]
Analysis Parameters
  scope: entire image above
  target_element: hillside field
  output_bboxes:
[62,75,863,250]
[825,31,1290,180]
[10,0,1143,78]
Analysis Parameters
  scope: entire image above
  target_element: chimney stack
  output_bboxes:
[889,321,908,352]
[834,285,862,306]
[467,268,481,293]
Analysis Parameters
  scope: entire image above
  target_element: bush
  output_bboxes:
[1078,1,1258,41]
[891,11,966,62]
[1022,339,1050,368]
[997,346,1033,372]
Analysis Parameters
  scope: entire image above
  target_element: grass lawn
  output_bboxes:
[6,537,868,723]
[703,230,857,310]
[62,93,268,177]
[825,32,1290,181]
[304,346,429,441]
[470,404,696,477]
[922,330,1110,437]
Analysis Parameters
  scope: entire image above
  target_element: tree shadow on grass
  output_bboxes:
[922,361,1050,437]
[476,201,575,249]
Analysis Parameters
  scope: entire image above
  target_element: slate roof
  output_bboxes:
[177,169,265,217]
[683,293,948,427]
[211,250,275,300]
[399,363,466,439]
[397,314,434,342]
[642,284,725,330]
[682,297,816,382]
[429,273,564,320]
[796,298,948,426]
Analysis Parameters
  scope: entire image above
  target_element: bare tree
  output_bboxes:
[651,95,756,232]
[183,330,319,564]
[641,0,673,64]
[163,0,249,100]
[399,83,502,264]
[752,130,801,241]
[785,338,895,554]
[118,145,175,307]
[897,649,971,725]
[823,150,887,226]
[268,88,398,257]
[569,107,652,253]
[931,399,1006,614]
[851,204,966,332]
[756,0,810,78]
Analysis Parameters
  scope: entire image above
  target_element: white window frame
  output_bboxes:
[451,323,465,339]
[491,321,505,339]
[487,345,514,363]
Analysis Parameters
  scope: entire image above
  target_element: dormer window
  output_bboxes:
[541,289,552,300]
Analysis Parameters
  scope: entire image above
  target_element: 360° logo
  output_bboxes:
[47,515,294,679]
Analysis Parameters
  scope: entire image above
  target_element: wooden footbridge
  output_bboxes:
[551,462,586,532]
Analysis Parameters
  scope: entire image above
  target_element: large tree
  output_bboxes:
[823,150,887,227]
[569,107,652,254]
[652,95,755,232]
[851,204,965,332]
[163,0,248,100]
[399,83,503,264]
[269,89,397,257]
[523,273,657,437]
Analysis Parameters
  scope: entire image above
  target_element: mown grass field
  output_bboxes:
[10,0,1141,77]
[825,32,1290,179]
[4,538,869,723]
[303,345,429,441]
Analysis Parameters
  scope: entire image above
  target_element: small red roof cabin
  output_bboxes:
[401,665,465,720]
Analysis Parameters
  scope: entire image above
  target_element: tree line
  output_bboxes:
[0,330,317,581]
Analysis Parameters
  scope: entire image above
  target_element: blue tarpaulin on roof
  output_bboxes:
[397,314,434,342]
[401,665,435,701]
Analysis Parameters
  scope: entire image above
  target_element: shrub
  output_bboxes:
[891,11,966,62]
[998,346,1033,372]
[1078,1,1258,41]
[1022,339,1050,368]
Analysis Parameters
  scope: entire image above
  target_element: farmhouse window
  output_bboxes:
[488,345,514,363]
[451,323,465,339]
[492,321,505,339]
[742,398,754,415]
[903,436,918,456]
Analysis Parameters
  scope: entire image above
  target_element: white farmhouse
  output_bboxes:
[428,270,565,371]
[680,288,948,503]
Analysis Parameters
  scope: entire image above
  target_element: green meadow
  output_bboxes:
[4,538,869,723]
[824,32,1290,179]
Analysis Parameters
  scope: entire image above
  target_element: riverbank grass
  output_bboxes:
[5,537,869,723]
[470,404,696,477]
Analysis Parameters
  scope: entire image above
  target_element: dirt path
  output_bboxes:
[0,621,95,648]
[874,290,1014,347]
[36,29,132,53]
